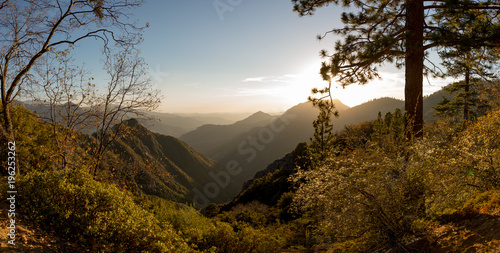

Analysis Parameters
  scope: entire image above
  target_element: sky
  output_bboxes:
[76,0,454,114]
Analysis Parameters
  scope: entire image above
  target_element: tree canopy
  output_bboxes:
[292,0,500,138]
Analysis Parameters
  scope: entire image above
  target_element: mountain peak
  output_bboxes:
[123,118,142,127]
[331,99,350,111]
[234,111,273,126]
[284,99,350,116]
[251,110,269,118]
[120,118,150,133]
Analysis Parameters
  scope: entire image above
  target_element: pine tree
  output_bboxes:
[372,112,386,147]
[384,111,393,128]
[308,98,338,168]
[389,108,405,145]
[307,72,339,168]
[434,80,491,122]
[292,0,500,138]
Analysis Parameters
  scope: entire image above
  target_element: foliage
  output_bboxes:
[308,98,338,168]
[18,169,192,252]
[291,103,500,251]
[0,104,64,174]
[457,108,500,190]
[335,120,374,151]
[139,194,294,252]
[229,166,294,208]
[292,147,428,250]
[197,221,287,253]
[434,9,500,123]
[306,64,339,165]
[139,195,215,249]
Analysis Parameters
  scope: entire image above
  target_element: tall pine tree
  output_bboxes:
[292,0,500,138]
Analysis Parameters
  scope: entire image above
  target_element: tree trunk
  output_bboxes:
[464,69,470,123]
[1,105,14,141]
[405,0,425,139]
[1,101,15,176]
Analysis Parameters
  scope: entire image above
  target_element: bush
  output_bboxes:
[459,109,500,189]
[139,195,291,252]
[1,105,55,174]
[198,221,286,253]
[19,169,193,252]
[139,195,216,250]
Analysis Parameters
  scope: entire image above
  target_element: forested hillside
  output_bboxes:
[101,118,233,203]
[2,0,500,252]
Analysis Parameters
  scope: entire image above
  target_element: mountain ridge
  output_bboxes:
[178,93,444,201]
[102,118,231,204]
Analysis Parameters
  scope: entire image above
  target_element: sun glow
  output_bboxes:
[289,62,406,108]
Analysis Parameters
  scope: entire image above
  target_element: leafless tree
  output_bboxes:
[88,47,161,176]
[27,45,160,175]
[0,0,144,147]
[27,48,96,169]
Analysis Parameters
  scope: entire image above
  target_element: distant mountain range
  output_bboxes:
[140,112,251,137]
[19,100,251,137]
[218,92,453,212]
[179,94,445,200]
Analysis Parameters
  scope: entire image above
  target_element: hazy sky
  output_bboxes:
[78,0,453,113]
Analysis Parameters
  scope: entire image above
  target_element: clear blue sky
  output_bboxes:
[76,0,452,113]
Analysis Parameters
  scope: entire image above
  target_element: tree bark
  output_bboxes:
[1,103,14,142]
[1,101,14,176]
[405,0,424,139]
[464,69,470,122]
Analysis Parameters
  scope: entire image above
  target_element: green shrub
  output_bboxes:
[139,195,216,250]
[234,209,267,228]
[198,221,286,253]
[139,196,290,252]
[435,190,500,224]
[218,201,278,229]
[0,105,55,173]
[204,203,221,218]
[19,169,193,252]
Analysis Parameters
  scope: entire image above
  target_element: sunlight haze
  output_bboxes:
[75,0,452,113]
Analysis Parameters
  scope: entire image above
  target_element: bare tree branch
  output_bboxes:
[0,0,145,146]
